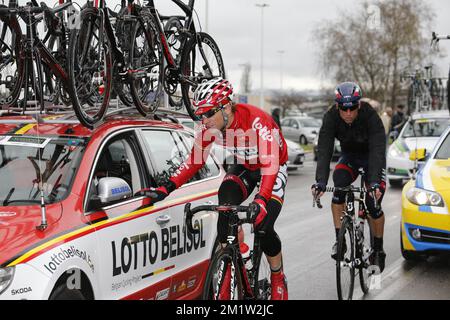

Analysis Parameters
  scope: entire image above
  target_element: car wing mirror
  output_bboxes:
[97,177,132,204]
[409,148,427,161]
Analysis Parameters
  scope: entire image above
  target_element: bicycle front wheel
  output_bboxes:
[202,248,244,300]
[129,10,163,116]
[180,32,225,121]
[68,7,112,128]
[336,216,355,300]
[358,217,374,295]
[252,248,272,300]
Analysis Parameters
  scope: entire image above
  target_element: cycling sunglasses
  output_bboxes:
[200,107,222,119]
[338,104,359,112]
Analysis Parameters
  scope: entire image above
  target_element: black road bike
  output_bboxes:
[184,203,272,300]
[0,0,74,112]
[313,169,378,300]
[68,0,162,128]
[139,0,226,121]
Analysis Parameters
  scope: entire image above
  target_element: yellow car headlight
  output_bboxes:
[406,187,444,207]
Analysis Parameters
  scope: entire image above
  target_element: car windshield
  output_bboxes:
[402,119,450,138]
[435,132,450,160]
[298,118,320,128]
[0,136,85,206]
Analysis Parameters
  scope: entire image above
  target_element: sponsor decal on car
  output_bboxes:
[156,288,170,300]
[11,287,32,296]
[43,246,94,274]
[112,221,206,277]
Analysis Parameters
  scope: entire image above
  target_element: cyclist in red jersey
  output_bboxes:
[144,77,289,300]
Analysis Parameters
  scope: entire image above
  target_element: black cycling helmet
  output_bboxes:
[335,82,362,109]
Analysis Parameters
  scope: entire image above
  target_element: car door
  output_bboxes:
[281,119,293,140]
[291,119,302,141]
[138,128,221,299]
[84,130,172,300]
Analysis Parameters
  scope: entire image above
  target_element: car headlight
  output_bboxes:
[0,267,15,295]
[389,144,409,159]
[406,187,444,207]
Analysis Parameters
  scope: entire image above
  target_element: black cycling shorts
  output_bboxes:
[332,154,385,219]
[217,164,288,257]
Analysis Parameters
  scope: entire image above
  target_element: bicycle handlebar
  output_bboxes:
[312,186,381,211]
[184,203,253,235]
[0,2,71,18]
[432,32,450,42]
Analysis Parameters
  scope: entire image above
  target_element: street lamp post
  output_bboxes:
[277,50,285,91]
[205,0,209,33]
[255,3,269,110]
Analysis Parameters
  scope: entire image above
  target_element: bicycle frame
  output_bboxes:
[145,0,195,69]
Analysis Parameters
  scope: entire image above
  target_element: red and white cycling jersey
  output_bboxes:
[170,104,288,202]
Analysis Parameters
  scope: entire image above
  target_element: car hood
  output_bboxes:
[0,203,62,252]
[403,137,440,153]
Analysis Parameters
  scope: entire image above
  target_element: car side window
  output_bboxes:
[88,134,144,210]
[281,119,290,127]
[141,130,194,186]
[292,120,299,129]
[178,132,220,180]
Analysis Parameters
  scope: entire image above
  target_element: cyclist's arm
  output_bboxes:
[315,110,336,184]
[169,128,215,189]
[368,110,387,185]
[256,123,282,204]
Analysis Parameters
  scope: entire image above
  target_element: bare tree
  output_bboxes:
[313,0,435,108]
[268,90,306,117]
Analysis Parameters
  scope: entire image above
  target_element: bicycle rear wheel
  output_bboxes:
[68,7,112,128]
[180,32,225,121]
[129,10,163,116]
[0,13,24,108]
[336,216,355,300]
[202,248,244,300]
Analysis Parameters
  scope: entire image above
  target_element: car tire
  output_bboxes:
[389,179,403,188]
[400,225,425,261]
[49,284,86,300]
[299,135,307,146]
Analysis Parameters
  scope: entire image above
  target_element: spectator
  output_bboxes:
[271,108,282,130]
[380,107,393,136]
[390,104,406,135]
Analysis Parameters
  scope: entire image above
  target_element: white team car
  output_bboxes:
[0,113,223,300]
[387,110,450,187]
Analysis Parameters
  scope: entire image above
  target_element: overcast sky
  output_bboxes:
[44,0,450,90]
[113,0,450,93]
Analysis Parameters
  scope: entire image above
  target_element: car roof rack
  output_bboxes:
[0,104,193,126]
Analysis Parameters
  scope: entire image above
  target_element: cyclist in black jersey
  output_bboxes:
[312,82,387,272]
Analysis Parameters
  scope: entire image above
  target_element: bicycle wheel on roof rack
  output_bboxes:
[129,9,163,116]
[67,7,112,128]
[0,11,25,109]
[180,32,225,121]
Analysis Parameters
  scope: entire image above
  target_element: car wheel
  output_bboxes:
[299,135,307,145]
[400,224,425,261]
[389,179,403,188]
[49,284,86,300]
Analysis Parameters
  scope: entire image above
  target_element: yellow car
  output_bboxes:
[401,126,450,260]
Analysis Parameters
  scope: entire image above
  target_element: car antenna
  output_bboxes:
[26,6,47,231]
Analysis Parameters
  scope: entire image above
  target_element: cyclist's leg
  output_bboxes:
[332,155,357,231]
[362,169,387,272]
[217,164,257,244]
[331,155,357,259]
[258,164,288,300]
